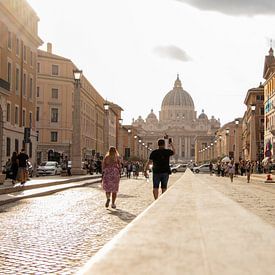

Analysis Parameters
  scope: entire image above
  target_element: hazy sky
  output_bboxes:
[28,0,275,125]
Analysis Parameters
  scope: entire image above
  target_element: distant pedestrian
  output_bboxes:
[102,147,121,209]
[144,138,175,200]
[209,162,213,176]
[126,162,132,178]
[228,160,235,183]
[63,156,71,176]
[246,161,252,183]
[9,152,18,184]
[17,148,29,185]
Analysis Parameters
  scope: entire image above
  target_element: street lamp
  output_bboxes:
[71,69,86,175]
[250,104,256,161]
[234,119,240,162]
[119,118,123,125]
[104,100,110,153]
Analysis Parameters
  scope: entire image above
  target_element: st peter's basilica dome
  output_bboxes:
[161,75,194,109]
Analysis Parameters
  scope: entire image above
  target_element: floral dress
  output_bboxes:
[102,157,120,193]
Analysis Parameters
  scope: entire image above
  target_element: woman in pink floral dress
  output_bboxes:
[102,147,121,209]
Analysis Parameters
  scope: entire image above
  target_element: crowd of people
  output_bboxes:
[209,159,271,183]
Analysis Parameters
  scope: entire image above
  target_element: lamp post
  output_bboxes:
[71,69,86,175]
[234,119,240,162]
[225,129,230,157]
[104,101,110,153]
[219,135,222,159]
[250,104,256,161]
[127,129,131,160]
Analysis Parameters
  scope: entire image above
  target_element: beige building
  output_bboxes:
[132,75,220,163]
[242,84,264,161]
[37,44,109,163]
[0,0,42,167]
[263,47,275,159]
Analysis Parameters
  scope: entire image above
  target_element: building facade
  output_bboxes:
[37,44,109,163]
[132,75,220,163]
[263,47,275,159]
[0,0,42,167]
[242,84,264,161]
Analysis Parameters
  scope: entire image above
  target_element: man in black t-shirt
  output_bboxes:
[144,139,174,199]
[17,148,29,185]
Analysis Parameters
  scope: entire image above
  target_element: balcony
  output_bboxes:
[0,78,10,93]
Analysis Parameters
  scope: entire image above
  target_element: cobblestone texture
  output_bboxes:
[0,174,181,274]
[201,174,275,227]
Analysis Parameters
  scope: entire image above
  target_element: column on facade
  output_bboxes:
[179,137,182,158]
[184,137,188,160]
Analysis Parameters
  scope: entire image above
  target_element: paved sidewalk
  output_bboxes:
[79,170,275,275]
[0,174,102,205]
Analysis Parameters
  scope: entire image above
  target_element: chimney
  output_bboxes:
[47,42,52,54]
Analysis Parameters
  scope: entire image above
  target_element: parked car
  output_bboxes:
[36,161,62,176]
[170,164,188,173]
[193,164,211,173]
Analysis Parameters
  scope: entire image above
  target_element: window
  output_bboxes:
[36,107,40,121]
[22,109,26,126]
[52,88,58,99]
[6,137,11,157]
[51,131,58,142]
[7,31,12,49]
[51,108,58,122]
[6,103,11,122]
[16,38,20,56]
[23,45,27,62]
[15,139,19,153]
[29,112,32,128]
[7,62,12,85]
[37,62,40,73]
[23,73,26,96]
[36,86,40,97]
[15,67,20,93]
[15,106,18,124]
[52,65,59,76]
[30,51,33,66]
[29,77,33,98]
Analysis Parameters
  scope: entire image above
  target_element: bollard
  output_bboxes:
[266,174,272,181]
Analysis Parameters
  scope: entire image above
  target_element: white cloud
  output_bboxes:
[175,0,275,16]
[153,45,192,62]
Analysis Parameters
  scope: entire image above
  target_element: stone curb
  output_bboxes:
[0,178,102,206]
[0,175,102,195]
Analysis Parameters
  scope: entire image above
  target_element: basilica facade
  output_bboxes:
[132,75,220,163]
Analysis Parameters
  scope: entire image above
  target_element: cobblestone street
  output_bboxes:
[1,173,275,274]
[201,174,275,227]
[0,174,181,274]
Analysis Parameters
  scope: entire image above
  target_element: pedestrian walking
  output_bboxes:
[209,162,213,176]
[62,156,71,176]
[102,147,121,209]
[228,160,235,183]
[246,161,252,183]
[17,148,29,185]
[126,162,132,178]
[144,138,175,200]
[9,152,18,184]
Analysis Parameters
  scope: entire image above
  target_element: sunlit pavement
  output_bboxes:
[0,172,274,274]
[0,173,181,274]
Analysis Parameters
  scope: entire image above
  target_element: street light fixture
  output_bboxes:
[226,128,230,135]
[104,101,110,111]
[119,118,123,125]
[251,104,256,112]
[73,69,82,81]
